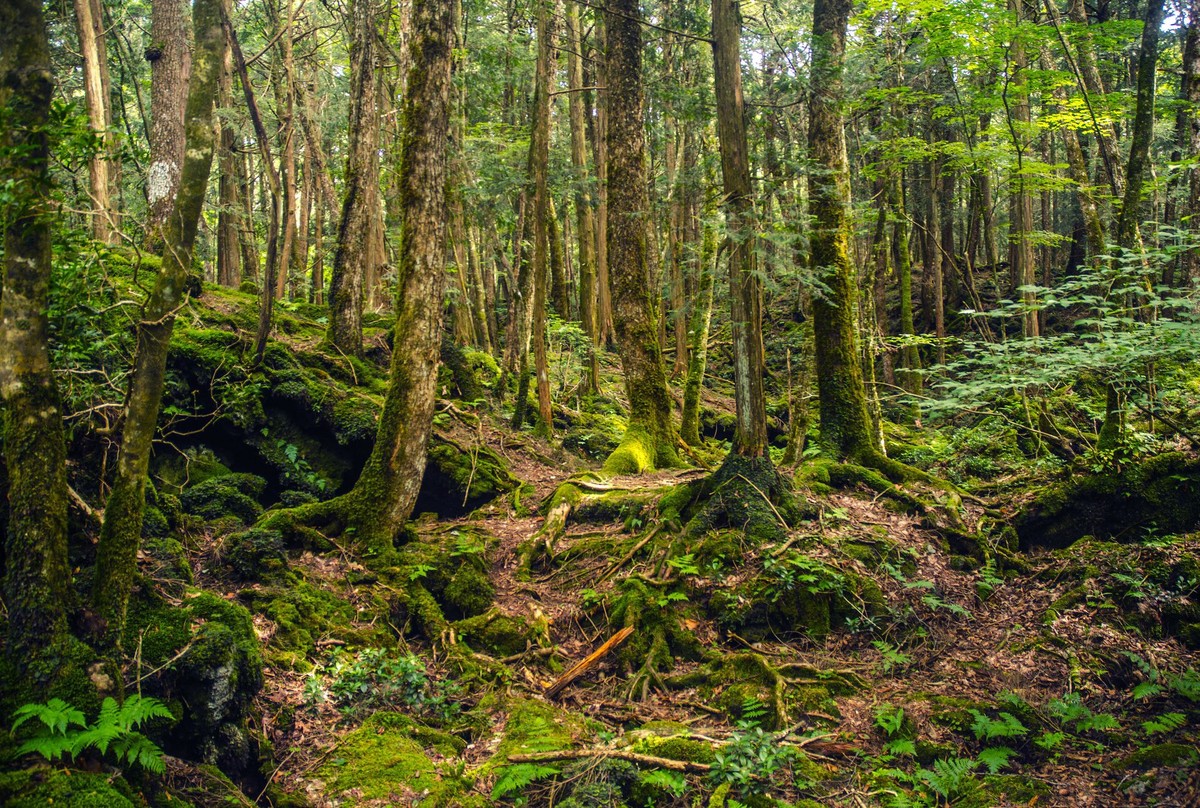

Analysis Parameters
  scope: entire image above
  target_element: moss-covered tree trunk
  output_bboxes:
[0,0,72,670]
[530,0,558,437]
[807,0,876,462]
[91,0,224,643]
[602,0,680,474]
[327,0,381,356]
[712,0,768,459]
[341,0,454,556]
[1178,0,1200,286]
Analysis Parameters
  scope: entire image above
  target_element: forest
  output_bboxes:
[2,0,1200,804]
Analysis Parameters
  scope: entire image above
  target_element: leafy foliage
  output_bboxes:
[10,696,173,774]
[491,763,561,799]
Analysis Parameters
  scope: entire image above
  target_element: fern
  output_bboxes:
[11,695,172,774]
[1141,712,1187,736]
[976,746,1016,774]
[968,710,1027,741]
[1169,668,1200,702]
[639,769,686,797]
[917,757,975,800]
[1132,681,1165,701]
[491,763,560,799]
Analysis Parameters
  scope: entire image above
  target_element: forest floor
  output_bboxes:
[210,409,1200,808]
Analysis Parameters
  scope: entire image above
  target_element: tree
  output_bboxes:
[601,0,680,474]
[807,0,877,462]
[91,0,226,643]
[145,0,190,248]
[73,0,119,243]
[326,0,382,355]
[0,0,72,672]
[303,0,455,555]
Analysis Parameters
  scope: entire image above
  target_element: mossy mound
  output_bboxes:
[179,473,267,524]
[312,711,480,807]
[1115,742,1199,770]
[708,552,886,642]
[0,767,140,807]
[123,588,263,777]
[454,608,547,657]
[1017,453,1200,549]
[414,437,520,517]
[246,578,380,661]
[681,454,810,546]
[222,528,287,581]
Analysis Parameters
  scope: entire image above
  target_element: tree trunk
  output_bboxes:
[808,0,876,461]
[680,193,716,447]
[341,0,454,555]
[217,20,242,287]
[601,0,679,474]
[593,15,614,345]
[74,0,119,243]
[0,0,72,672]
[1008,0,1038,339]
[566,0,599,391]
[712,0,768,458]
[91,0,224,643]
[1114,0,1166,251]
[1178,0,1200,285]
[145,0,190,248]
[327,0,381,355]
[274,1,298,300]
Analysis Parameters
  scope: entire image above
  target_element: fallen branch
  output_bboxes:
[507,748,711,774]
[544,626,634,699]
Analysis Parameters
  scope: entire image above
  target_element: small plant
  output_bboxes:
[638,769,687,800]
[976,559,1003,601]
[710,719,800,797]
[1141,711,1187,736]
[667,553,700,576]
[322,648,460,721]
[915,756,977,803]
[873,640,913,675]
[968,709,1027,742]
[491,763,560,799]
[10,696,173,774]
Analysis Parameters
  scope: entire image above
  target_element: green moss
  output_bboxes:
[1115,743,1199,770]
[484,696,587,769]
[0,768,138,807]
[454,609,542,657]
[629,734,716,764]
[179,473,266,524]
[416,438,519,516]
[603,423,659,474]
[442,562,494,619]
[251,580,364,656]
[314,717,476,807]
[142,537,194,592]
[223,528,287,581]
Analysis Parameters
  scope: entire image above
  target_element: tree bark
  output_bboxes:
[145,0,190,247]
[602,0,679,474]
[808,0,876,461]
[74,0,119,243]
[91,0,224,643]
[341,0,454,555]
[712,0,768,458]
[0,0,72,671]
[327,0,381,355]
[566,0,599,391]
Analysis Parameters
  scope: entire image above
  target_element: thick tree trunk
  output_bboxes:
[1114,0,1166,251]
[91,0,224,643]
[0,0,72,672]
[145,0,190,247]
[808,0,876,461]
[712,0,768,458]
[327,0,381,355]
[601,0,679,474]
[1008,0,1038,339]
[342,0,454,555]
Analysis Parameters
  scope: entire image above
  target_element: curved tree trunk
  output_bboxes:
[342,0,454,556]
[92,0,225,644]
[602,0,679,474]
[0,0,72,672]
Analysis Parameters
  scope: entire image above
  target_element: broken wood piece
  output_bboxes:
[506,748,711,774]
[543,626,634,699]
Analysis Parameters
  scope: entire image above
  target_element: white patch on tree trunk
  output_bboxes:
[147,160,179,207]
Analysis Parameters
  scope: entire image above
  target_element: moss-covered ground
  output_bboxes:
[6,282,1197,808]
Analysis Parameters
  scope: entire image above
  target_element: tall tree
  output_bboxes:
[74,0,119,242]
[91,0,225,643]
[711,0,768,459]
[601,0,680,474]
[145,0,190,247]
[327,0,382,355]
[0,0,72,671]
[323,0,455,555]
[807,0,877,462]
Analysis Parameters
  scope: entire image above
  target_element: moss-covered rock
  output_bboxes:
[222,528,287,581]
[142,537,194,594]
[1115,742,1199,770]
[454,609,544,657]
[1016,453,1200,549]
[0,767,139,807]
[123,589,263,777]
[442,562,495,619]
[414,438,519,517]
[179,474,266,524]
